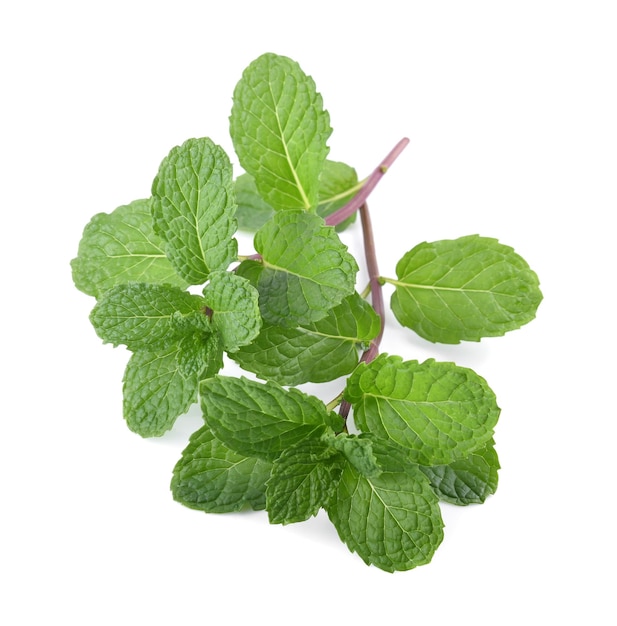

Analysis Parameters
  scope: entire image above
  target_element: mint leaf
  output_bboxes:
[230,52,331,211]
[176,331,224,380]
[230,292,379,385]
[151,137,237,285]
[234,160,360,232]
[202,271,261,352]
[389,235,543,343]
[266,439,343,525]
[327,434,381,478]
[234,173,276,231]
[171,424,272,513]
[123,345,199,437]
[71,199,187,298]
[344,354,500,465]
[253,210,358,327]
[326,461,444,572]
[420,439,500,505]
[201,376,344,460]
[89,283,206,351]
[316,160,360,230]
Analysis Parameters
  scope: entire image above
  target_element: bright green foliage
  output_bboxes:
[234,160,359,231]
[326,461,444,572]
[230,292,380,385]
[151,137,237,285]
[230,52,331,211]
[71,199,187,298]
[202,271,261,352]
[345,354,500,465]
[90,283,206,351]
[171,424,272,513]
[266,439,343,524]
[123,346,200,437]
[390,235,543,343]
[72,52,542,572]
[253,210,358,326]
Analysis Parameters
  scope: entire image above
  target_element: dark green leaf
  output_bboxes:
[172,424,272,513]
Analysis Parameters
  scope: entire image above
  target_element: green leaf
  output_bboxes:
[253,210,358,327]
[230,292,380,385]
[200,376,344,460]
[420,439,500,505]
[234,173,276,231]
[123,345,199,437]
[230,52,332,211]
[316,160,360,230]
[202,271,261,352]
[234,160,360,232]
[71,199,187,298]
[176,330,224,380]
[266,439,343,525]
[389,235,543,343]
[171,424,272,513]
[327,434,381,478]
[151,137,238,285]
[326,461,444,572]
[89,283,206,351]
[344,354,500,465]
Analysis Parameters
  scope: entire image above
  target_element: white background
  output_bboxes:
[2,1,615,623]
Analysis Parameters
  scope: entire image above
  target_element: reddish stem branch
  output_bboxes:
[338,203,385,422]
[325,137,410,227]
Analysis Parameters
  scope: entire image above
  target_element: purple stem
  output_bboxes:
[338,203,385,422]
[325,137,410,227]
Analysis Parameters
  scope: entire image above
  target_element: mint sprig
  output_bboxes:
[71,52,543,572]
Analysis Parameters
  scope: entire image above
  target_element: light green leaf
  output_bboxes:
[344,354,500,465]
[71,199,187,298]
[230,53,331,211]
[420,439,500,505]
[234,160,360,232]
[231,292,379,385]
[253,210,358,327]
[89,283,206,351]
[326,461,444,572]
[171,424,272,513]
[151,137,237,285]
[266,439,343,525]
[200,376,344,460]
[123,345,199,437]
[389,235,543,343]
[202,271,261,352]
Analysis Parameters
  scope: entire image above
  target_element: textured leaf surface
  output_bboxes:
[345,355,500,465]
[151,137,237,285]
[420,440,500,505]
[234,160,359,231]
[201,376,344,460]
[253,210,358,327]
[71,199,186,298]
[171,425,272,513]
[327,461,444,572]
[176,331,224,379]
[230,53,331,211]
[231,292,379,385]
[390,235,543,343]
[266,439,343,524]
[123,346,198,437]
[202,271,261,352]
[328,434,381,478]
[89,283,205,351]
